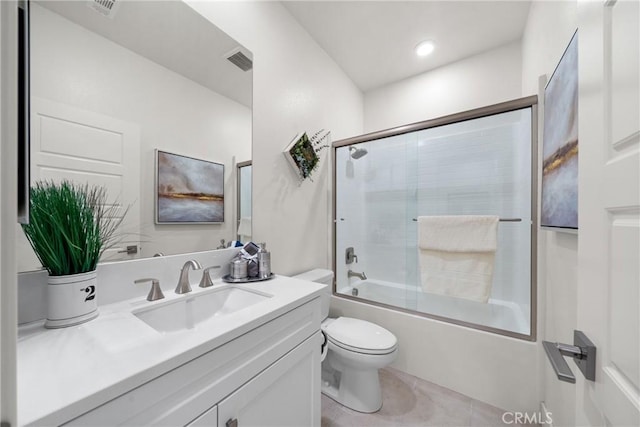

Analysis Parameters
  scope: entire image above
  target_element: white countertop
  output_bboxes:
[17,275,325,426]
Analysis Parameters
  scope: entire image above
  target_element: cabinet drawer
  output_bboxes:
[65,298,320,426]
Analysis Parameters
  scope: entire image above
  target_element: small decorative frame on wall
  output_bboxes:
[155,149,224,224]
[541,30,579,231]
[283,130,331,181]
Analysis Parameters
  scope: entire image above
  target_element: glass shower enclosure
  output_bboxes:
[333,97,537,339]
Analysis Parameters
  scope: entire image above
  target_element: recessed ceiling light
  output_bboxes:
[415,40,435,57]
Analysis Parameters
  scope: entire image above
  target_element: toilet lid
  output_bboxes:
[322,317,397,354]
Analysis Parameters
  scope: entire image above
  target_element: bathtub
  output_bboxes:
[338,279,529,335]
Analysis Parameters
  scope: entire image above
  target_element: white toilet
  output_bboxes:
[294,269,398,413]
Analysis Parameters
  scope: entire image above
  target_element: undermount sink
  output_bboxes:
[134,285,272,333]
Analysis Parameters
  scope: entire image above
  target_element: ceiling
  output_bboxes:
[38,1,252,107]
[283,1,532,92]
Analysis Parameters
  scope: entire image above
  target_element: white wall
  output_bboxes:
[187,1,364,275]
[364,41,522,133]
[521,2,578,426]
[27,4,252,262]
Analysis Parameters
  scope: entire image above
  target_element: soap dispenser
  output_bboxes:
[258,242,271,278]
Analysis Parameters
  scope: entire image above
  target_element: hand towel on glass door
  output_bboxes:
[418,215,498,303]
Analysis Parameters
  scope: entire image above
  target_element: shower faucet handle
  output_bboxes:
[345,247,358,264]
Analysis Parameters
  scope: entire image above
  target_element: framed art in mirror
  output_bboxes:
[155,149,224,224]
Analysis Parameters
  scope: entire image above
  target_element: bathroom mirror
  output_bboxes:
[17,0,252,272]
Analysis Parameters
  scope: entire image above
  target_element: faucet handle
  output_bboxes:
[134,278,165,301]
[345,247,359,264]
[199,266,221,288]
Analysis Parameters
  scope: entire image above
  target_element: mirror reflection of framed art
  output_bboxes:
[155,150,225,224]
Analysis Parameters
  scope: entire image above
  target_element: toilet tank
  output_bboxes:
[292,268,333,320]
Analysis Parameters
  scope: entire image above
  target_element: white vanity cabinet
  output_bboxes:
[61,298,321,427]
[190,333,320,427]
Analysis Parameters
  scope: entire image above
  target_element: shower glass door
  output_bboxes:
[411,108,533,335]
[334,131,418,308]
[333,98,536,339]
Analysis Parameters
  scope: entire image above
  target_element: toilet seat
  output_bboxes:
[322,317,397,355]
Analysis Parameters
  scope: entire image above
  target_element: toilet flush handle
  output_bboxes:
[320,331,328,362]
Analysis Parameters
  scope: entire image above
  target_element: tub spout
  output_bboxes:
[348,269,367,280]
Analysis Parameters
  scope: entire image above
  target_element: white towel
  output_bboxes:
[417,215,498,303]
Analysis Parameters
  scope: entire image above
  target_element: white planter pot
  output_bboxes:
[45,270,99,328]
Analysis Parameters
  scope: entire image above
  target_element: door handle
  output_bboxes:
[543,330,596,383]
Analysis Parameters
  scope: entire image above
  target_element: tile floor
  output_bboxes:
[321,367,536,427]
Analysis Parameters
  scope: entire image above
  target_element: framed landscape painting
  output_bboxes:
[155,150,224,224]
[541,31,578,231]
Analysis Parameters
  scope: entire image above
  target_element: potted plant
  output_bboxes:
[21,180,127,328]
[284,130,331,180]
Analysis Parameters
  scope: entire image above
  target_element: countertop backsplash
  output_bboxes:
[17,247,241,325]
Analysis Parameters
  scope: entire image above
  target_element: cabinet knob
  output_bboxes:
[226,418,238,427]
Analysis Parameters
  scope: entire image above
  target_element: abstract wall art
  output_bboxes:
[541,31,578,230]
[155,150,224,224]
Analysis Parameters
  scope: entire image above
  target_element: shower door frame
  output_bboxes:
[331,95,538,341]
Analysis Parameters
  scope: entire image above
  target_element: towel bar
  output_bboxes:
[411,217,522,222]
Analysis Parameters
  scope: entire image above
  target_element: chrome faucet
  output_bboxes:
[175,260,202,294]
[347,269,367,280]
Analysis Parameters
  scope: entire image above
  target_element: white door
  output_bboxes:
[17,97,141,271]
[577,0,639,425]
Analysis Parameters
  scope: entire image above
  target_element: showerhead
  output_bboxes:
[349,146,368,159]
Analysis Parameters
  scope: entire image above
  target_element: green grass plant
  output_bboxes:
[21,180,127,276]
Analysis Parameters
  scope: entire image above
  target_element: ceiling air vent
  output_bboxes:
[87,0,120,19]
[226,48,253,72]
